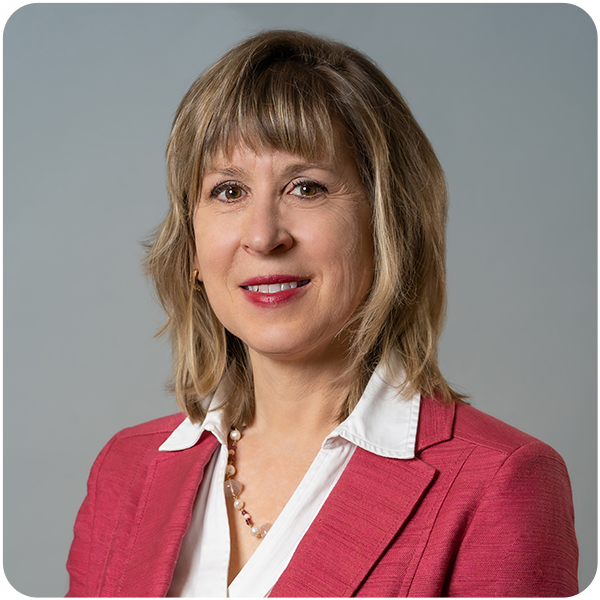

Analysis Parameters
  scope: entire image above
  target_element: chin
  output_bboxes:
[244,329,345,364]
[247,341,316,361]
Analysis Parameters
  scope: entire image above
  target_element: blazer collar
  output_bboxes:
[415,395,456,453]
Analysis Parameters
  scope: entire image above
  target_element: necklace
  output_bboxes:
[225,427,272,539]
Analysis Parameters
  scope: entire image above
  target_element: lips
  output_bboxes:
[239,275,310,305]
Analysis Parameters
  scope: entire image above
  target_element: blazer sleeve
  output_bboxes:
[65,435,117,597]
[447,440,579,597]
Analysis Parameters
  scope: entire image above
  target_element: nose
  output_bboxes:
[240,198,294,255]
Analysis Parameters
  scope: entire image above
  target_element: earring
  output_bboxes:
[191,269,202,292]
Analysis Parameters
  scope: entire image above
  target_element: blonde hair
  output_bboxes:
[145,30,463,426]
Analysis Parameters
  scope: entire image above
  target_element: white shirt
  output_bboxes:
[160,356,420,597]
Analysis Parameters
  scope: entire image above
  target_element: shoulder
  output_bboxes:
[111,412,187,441]
[103,412,187,451]
[453,400,542,453]
[89,413,188,478]
[418,396,569,473]
[455,401,571,486]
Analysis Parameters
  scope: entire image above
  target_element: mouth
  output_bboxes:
[239,275,311,306]
[241,280,310,294]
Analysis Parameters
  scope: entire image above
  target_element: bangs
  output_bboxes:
[200,60,340,170]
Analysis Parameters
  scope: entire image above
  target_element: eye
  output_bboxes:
[222,186,243,201]
[290,180,328,198]
[210,182,246,202]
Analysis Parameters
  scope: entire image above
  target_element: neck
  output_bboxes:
[247,347,354,443]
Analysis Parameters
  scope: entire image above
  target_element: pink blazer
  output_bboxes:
[66,398,578,597]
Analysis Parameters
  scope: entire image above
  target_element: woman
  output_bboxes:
[66,30,578,597]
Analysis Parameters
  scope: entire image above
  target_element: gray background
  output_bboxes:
[4,3,596,596]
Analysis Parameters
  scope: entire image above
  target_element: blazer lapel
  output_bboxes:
[269,448,433,597]
[115,431,219,597]
[270,397,455,598]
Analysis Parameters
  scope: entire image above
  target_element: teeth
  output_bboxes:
[247,281,299,293]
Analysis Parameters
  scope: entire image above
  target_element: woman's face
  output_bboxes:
[193,139,374,364]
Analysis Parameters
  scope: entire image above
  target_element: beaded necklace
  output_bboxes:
[225,428,272,539]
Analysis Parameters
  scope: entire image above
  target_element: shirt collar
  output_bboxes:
[326,353,420,458]
[159,352,420,459]
[158,379,231,452]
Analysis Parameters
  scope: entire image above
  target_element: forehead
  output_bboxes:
[202,128,355,178]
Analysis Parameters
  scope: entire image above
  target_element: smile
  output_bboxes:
[242,280,310,294]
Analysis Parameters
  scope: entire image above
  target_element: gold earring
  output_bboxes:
[191,269,202,292]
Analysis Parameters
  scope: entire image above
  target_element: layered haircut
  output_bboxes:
[146,30,462,426]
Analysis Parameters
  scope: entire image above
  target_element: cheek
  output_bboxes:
[311,210,374,290]
[193,218,238,284]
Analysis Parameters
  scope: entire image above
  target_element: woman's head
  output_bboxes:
[147,30,458,425]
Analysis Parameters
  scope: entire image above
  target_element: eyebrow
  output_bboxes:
[203,161,334,179]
